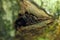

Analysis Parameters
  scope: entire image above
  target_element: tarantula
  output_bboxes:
[14,11,38,30]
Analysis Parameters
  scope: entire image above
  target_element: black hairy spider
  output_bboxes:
[14,11,38,30]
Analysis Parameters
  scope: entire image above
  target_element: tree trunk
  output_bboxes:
[19,0,52,18]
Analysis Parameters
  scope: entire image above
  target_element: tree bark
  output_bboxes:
[19,0,52,18]
[18,19,53,31]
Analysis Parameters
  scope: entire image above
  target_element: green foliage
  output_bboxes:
[0,0,19,40]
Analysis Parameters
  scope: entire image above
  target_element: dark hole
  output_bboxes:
[14,11,39,30]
